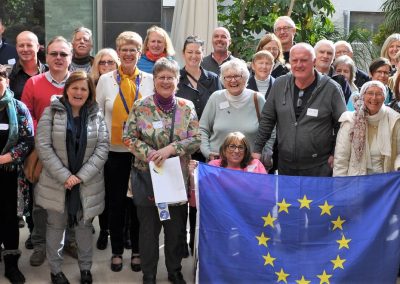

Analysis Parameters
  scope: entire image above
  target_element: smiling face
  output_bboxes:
[66,79,89,112]
[252,57,273,81]
[224,138,246,168]
[46,41,72,74]
[183,43,203,69]
[147,31,166,56]
[0,75,8,98]
[363,85,385,115]
[98,54,117,75]
[72,31,92,58]
[117,43,140,69]
[16,32,40,64]
[223,68,246,96]
[154,70,178,98]
[212,28,231,54]
[388,40,400,63]
[290,46,315,83]
[262,41,280,60]
[371,65,391,85]
[274,19,295,49]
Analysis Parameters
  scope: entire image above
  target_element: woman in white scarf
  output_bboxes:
[333,80,400,176]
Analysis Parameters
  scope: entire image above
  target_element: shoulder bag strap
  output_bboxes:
[253,92,261,122]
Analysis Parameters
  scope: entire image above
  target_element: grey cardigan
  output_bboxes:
[35,96,109,220]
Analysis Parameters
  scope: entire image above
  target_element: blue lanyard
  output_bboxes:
[116,71,141,115]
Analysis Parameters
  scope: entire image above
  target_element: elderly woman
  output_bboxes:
[90,48,120,85]
[334,55,359,111]
[0,65,33,284]
[35,71,109,284]
[96,31,154,272]
[255,33,289,78]
[200,58,266,161]
[381,33,400,75]
[123,58,200,284]
[247,50,276,99]
[369,57,393,105]
[333,81,400,176]
[137,26,175,73]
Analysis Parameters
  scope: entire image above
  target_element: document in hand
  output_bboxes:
[149,156,188,204]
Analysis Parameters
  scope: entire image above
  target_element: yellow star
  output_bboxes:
[296,276,311,284]
[262,212,277,228]
[331,216,346,230]
[275,268,290,283]
[277,198,292,213]
[319,201,333,216]
[256,232,270,247]
[262,252,276,266]
[317,270,332,284]
[298,195,313,209]
[331,255,346,270]
[336,234,351,249]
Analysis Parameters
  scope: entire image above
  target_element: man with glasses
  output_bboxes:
[21,36,72,267]
[273,16,296,63]
[201,27,235,76]
[70,27,93,73]
[254,43,346,177]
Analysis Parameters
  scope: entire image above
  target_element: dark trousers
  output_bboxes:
[97,186,109,233]
[26,182,34,232]
[188,206,197,251]
[127,197,140,253]
[278,161,333,177]
[0,169,19,250]
[137,204,187,276]
[104,151,132,255]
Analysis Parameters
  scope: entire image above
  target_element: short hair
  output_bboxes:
[90,48,120,83]
[72,26,93,43]
[369,57,391,75]
[63,71,96,106]
[381,33,400,61]
[142,26,175,57]
[333,55,356,85]
[360,80,387,100]
[314,39,335,54]
[220,58,250,86]
[153,58,180,80]
[182,35,204,52]
[334,40,353,54]
[0,64,8,79]
[252,50,274,64]
[290,43,316,61]
[219,132,253,169]
[115,31,143,52]
[213,27,231,39]
[256,33,284,64]
[46,36,72,54]
[274,16,296,31]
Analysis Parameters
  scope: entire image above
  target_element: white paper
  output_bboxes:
[149,156,188,204]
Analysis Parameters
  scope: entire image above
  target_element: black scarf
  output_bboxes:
[63,98,88,227]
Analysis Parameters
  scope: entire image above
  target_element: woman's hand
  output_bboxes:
[188,160,198,176]
[150,145,176,166]
[209,152,220,161]
[64,175,82,190]
[0,153,12,165]
[252,152,261,160]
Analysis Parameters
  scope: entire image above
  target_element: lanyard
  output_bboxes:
[116,71,141,115]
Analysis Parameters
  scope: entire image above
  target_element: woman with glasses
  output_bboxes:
[123,58,200,284]
[90,48,120,85]
[200,58,266,161]
[96,31,154,273]
[255,33,289,78]
[369,57,393,105]
[333,80,400,176]
[137,26,175,74]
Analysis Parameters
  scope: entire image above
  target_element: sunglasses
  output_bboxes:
[99,60,116,66]
[48,51,70,58]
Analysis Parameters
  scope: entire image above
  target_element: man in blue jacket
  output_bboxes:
[0,18,18,66]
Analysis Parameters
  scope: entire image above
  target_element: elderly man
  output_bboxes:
[334,40,370,89]
[0,17,18,65]
[273,16,296,63]
[70,26,93,73]
[201,27,235,75]
[314,39,351,102]
[9,31,47,100]
[254,43,346,176]
[21,36,72,267]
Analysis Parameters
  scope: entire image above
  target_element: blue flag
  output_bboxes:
[198,163,400,284]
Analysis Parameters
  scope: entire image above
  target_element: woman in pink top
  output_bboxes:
[187,132,266,254]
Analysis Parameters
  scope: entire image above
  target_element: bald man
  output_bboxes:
[201,27,235,75]
[9,31,47,100]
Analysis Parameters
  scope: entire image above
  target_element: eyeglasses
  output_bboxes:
[185,35,205,46]
[120,48,139,54]
[99,60,116,66]
[156,76,176,82]
[48,51,70,58]
[264,47,279,53]
[274,26,293,33]
[297,90,305,108]
[374,70,390,76]
[227,144,245,153]
[365,91,384,98]
[224,75,242,81]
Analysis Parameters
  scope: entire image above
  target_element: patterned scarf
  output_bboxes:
[0,88,18,155]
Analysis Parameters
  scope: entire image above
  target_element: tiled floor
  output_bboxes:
[0,218,196,284]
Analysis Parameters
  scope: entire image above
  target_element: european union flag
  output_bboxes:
[198,163,400,283]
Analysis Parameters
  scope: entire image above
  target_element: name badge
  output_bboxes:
[152,121,163,129]
[306,108,318,117]
[219,101,229,109]
[247,164,257,172]
[8,58,16,65]
[0,123,9,130]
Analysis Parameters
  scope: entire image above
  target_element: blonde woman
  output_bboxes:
[90,48,120,85]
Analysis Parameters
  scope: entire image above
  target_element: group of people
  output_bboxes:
[1,12,400,284]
